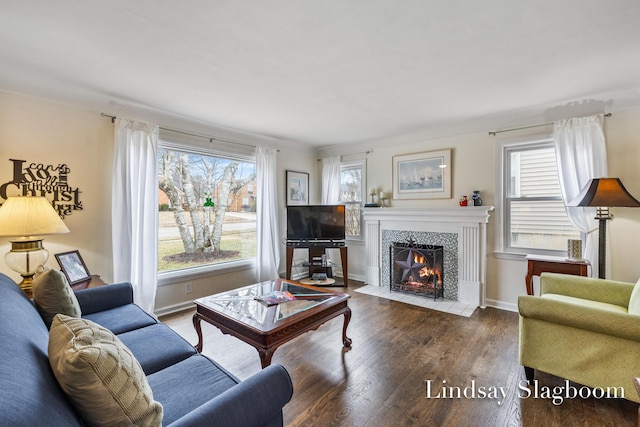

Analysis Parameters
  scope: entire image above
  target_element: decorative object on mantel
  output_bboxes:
[459,195,468,206]
[392,149,451,200]
[0,196,70,297]
[378,192,390,207]
[472,191,482,206]
[368,187,378,205]
[567,177,640,279]
[0,159,83,219]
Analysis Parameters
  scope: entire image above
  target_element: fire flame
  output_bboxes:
[411,254,439,280]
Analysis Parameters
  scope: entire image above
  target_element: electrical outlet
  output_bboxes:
[184,282,192,294]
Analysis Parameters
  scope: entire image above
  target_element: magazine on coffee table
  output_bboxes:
[254,291,297,306]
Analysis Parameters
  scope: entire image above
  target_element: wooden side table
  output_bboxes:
[525,255,590,295]
[70,275,107,291]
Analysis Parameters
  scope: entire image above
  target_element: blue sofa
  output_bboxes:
[0,272,293,426]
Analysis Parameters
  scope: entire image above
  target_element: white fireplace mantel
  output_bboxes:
[362,206,495,308]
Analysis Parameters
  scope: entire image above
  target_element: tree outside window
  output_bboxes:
[157,146,256,272]
[339,162,364,239]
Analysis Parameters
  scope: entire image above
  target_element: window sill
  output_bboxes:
[345,237,364,245]
[493,249,567,261]
[493,251,526,261]
[157,259,255,286]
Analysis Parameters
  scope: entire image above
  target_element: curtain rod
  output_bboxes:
[317,150,372,161]
[488,113,612,136]
[100,113,277,151]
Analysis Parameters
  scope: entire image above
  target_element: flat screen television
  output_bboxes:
[287,205,346,241]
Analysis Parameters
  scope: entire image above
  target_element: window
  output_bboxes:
[157,144,256,273]
[339,160,365,239]
[502,138,579,254]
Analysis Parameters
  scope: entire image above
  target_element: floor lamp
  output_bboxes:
[568,178,640,279]
[0,196,69,297]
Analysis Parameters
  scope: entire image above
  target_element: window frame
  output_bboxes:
[496,134,578,257]
[156,139,257,282]
[339,159,366,241]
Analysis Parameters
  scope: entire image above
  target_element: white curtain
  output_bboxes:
[112,118,159,313]
[321,156,341,204]
[553,114,608,278]
[256,147,280,282]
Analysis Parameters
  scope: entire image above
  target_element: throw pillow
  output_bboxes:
[48,314,163,427]
[32,269,81,328]
[628,278,640,315]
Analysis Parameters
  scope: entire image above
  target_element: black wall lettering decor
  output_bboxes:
[0,158,83,218]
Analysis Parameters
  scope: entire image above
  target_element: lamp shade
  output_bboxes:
[567,178,640,208]
[0,196,70,237]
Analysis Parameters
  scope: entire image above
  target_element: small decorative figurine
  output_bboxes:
[459,195,468,206]
[203,192,215,208]
[472,191,482,206]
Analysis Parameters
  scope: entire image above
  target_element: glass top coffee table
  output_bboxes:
[193,279,352,368]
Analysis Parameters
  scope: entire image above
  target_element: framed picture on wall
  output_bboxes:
[392,149,451,200]
[286,170,309,205]
[55,250,91,285]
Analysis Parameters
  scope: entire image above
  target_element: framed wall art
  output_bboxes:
[392,149,451,200]
[286,170,309,205]
[55,250,91,285]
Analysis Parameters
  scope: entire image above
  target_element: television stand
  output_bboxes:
[285,244,348,287]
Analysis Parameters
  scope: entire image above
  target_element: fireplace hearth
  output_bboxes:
[390,239,444,300]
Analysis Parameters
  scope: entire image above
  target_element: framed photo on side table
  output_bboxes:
[392,149,451,200]
[286,170,309,205]
[55,250,91,285]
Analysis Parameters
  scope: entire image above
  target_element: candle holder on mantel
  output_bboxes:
[379,192,390,207]
[365,187,379,207]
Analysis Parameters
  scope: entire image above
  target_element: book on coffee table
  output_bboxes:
[254,290,297,306]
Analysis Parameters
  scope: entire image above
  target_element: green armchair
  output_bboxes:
[518,272,640,403]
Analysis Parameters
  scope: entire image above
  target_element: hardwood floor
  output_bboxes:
[160,281,638,426]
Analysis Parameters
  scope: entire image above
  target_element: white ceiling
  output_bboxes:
[2,1,640,148]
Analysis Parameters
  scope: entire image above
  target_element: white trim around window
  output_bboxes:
[340,158,366,241]
[494,133,578,258]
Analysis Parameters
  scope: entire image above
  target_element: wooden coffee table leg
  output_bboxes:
[192,313,204,352]
[258,347,276,368]
[342,307,352,347]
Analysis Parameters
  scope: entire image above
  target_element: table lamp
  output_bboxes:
[567,178,640,279]
[0,196,70,297]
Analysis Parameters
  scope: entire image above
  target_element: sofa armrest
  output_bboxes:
[168,364,293,427]
[540,272,634,307]
[74,282,134,314]
[519,294,640,342]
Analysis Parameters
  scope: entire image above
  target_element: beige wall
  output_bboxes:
[320,107,640,311]
[3,90,639,314]
[0,92,114,283]
[0,91,316,315]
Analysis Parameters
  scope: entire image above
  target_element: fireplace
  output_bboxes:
[390,239,444,300]
[363,207,494,307]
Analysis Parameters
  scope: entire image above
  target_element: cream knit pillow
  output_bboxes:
[48,314,163,427]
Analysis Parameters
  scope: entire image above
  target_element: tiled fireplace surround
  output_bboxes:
[363,206,494,308]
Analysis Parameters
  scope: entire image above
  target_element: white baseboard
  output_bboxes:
[484,298,518,313]
[155,300,195,317]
